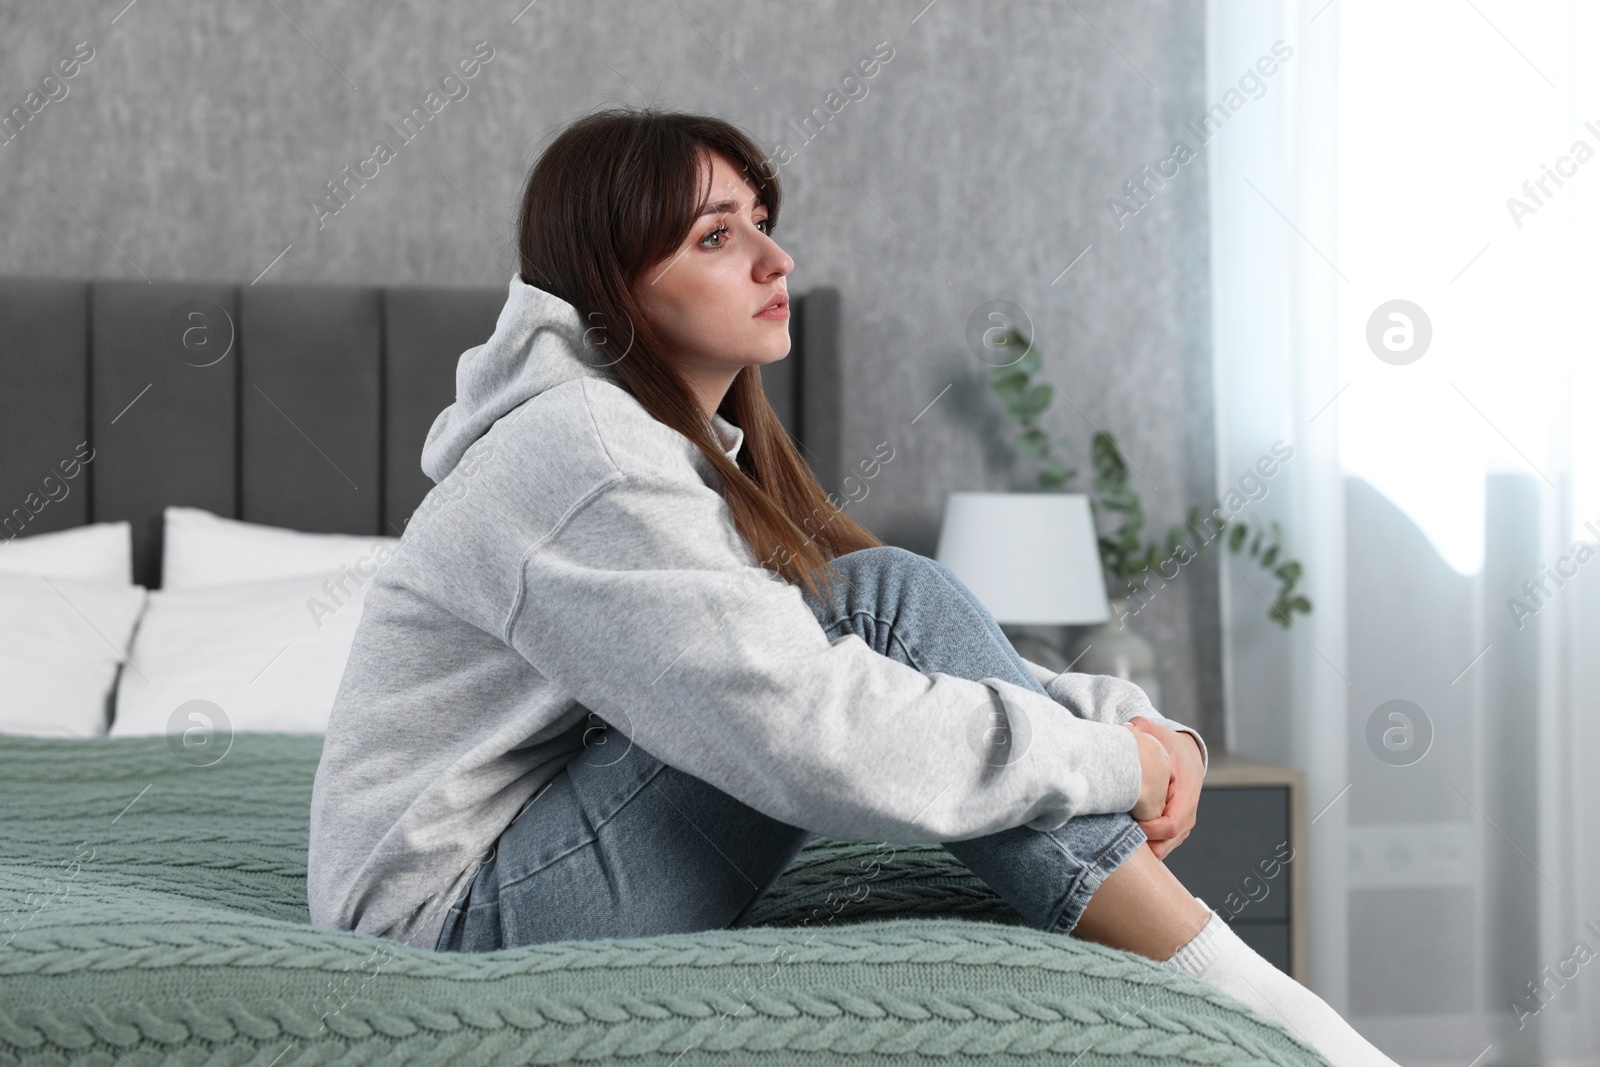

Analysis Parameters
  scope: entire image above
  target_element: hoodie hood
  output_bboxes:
[421,274,743,484]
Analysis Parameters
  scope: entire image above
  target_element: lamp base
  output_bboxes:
[1064,598,1163,707]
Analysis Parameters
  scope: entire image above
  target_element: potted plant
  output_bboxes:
[985,326,1311,694]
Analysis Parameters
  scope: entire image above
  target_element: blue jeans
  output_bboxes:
[434,545,1146,953]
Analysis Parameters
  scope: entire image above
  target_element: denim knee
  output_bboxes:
[808,545,937,613]
[828,544,926,577]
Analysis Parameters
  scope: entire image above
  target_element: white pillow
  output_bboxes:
[162,506,399,590]
[111,572,379,739]
[110,572,384,739]
[0,573,147,737]
[0,521,133,585]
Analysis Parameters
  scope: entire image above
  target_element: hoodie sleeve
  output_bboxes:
[500,469,1145,843]
[1019,656,1209,776]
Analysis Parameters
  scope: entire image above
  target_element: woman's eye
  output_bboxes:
[701,218,773,248]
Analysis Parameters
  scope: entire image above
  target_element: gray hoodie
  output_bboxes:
[306,274,1208,950]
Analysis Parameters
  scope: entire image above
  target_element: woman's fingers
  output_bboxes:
[1139,813,1177,839]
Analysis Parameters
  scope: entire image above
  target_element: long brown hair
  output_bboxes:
[514,106,883,600]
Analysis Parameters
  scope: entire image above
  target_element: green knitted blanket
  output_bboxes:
[0,733,1329,1066]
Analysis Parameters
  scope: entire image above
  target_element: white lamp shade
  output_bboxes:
[934,492,1110,625]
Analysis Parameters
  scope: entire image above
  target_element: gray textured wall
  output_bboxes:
[0,0,1221,737]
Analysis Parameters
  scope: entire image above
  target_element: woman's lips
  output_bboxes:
[754,303,790,320]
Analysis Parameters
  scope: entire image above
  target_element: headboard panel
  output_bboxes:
[242,285,382,539]
[92,281,240,574]
[1,279,91,534]
[381,286,509,538]
[1,277,840,588]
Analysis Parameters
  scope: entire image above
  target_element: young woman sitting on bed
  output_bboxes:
[306,106,1398,1067]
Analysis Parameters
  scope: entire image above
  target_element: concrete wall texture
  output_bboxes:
[0,0,1223,738]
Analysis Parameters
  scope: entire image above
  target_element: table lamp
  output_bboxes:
[934,492,1109,670]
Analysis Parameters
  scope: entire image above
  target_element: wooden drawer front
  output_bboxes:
[1162,785,1292,923]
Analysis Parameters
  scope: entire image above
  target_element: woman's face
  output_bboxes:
[632,150,794,416]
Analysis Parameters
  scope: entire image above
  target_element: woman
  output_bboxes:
[307,106,1396,1066]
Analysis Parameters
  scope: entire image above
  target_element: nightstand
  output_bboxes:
[1160,750,1307,983]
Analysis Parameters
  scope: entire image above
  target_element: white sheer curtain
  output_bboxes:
[1208,2,1600,1063]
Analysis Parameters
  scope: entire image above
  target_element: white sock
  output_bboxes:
[1164,900,1401,1067]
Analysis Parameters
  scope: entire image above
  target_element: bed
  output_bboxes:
[0,276,1328,1065]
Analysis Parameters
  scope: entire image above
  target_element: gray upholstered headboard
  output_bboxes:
[0,278,841,588]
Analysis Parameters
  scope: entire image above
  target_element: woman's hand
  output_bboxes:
[1128,727,1172,822]
[1125,716,1204,859]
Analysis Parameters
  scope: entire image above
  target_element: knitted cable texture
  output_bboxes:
[0,733,1330,1066]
